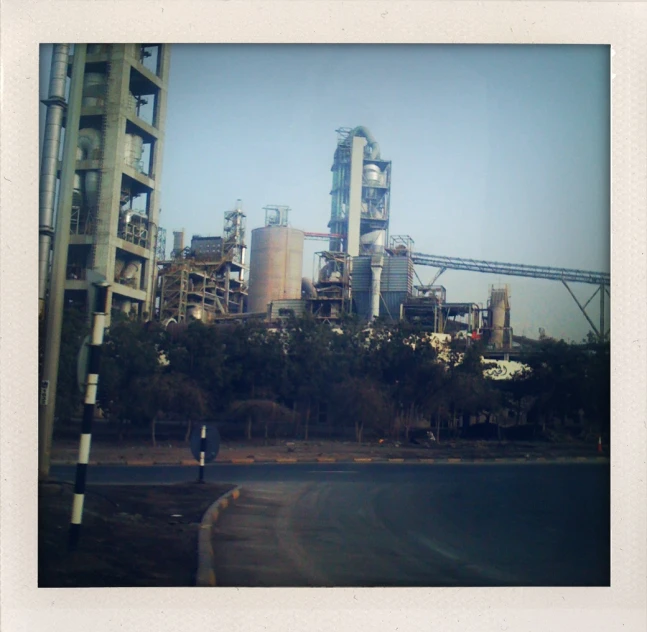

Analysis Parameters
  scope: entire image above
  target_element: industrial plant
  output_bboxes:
[40,46,610,353]
[149,125,523,352]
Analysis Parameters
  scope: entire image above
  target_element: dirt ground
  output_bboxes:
[38,482,234,587]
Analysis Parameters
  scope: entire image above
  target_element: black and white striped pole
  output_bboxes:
[198,424,207,483]
[69,280,109,551]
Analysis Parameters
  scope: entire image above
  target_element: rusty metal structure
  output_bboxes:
[156,204,248,323]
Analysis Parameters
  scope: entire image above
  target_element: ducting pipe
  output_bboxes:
[301,277,318,299]
[350,126,380,159]
[370,255,384,320]
[121,261,141,280]
[39,43,70,317]
[77,127,102,160]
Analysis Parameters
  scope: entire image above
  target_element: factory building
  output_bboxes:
[156,202,248,323]
[321,126,405,322]
[40,44,171,321]
[190,235,223,260]
[328,127,391,256]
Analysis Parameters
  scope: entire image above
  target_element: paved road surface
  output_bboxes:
[51,462,609,586]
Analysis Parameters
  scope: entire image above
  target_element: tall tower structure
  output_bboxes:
[328,126,391,256]
[61,44,170,321]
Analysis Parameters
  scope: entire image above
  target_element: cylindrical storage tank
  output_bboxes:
[73,173,83,207]
[490,290,506,348]
[247,226,304,313]
[363,164,382,185]
[82,72,107,108]
[124,134,144,171]
[114,259,126,279]
[173,231,185,254]
[84,171,100,208]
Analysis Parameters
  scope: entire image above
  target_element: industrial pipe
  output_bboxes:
[370,255,384,320]
[39,44,70,318]
[350,126,380,159]
[39,44,87,481]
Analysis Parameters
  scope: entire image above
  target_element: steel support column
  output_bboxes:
[561,280,600,340]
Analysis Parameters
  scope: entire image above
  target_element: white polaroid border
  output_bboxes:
[1,1,645,631]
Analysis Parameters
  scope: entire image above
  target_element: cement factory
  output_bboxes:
[156,125,512,348]
[39,44,611,354]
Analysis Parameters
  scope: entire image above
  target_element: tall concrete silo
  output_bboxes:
[247,225,305,313]
[489,285,510,348]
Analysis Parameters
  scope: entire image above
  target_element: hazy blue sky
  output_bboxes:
[41,44,610,341]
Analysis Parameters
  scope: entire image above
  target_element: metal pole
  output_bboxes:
[39,44,70,319]
[198,424,207,483]
[38,44,86,481]
[561,280,600,339]
[599,283,605,341]
[68,282,109,551]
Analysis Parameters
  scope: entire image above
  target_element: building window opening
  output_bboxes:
[139,44,161,76]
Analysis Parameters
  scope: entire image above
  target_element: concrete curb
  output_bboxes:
[52,456,610,467]
[196,486,241,587]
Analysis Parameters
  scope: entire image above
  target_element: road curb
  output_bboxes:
[196,486,241,587]
[51,456,610,467]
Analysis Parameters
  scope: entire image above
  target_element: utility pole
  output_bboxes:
[39,45,87,481]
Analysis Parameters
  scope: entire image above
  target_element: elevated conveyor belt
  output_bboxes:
[410,252,609,286]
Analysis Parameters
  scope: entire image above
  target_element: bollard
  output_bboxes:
[198,424,207,483]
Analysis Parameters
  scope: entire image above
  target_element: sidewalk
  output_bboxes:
[51,438,608,466]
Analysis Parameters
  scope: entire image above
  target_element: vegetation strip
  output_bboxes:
[53,315,609,452]
[196,486,241,587]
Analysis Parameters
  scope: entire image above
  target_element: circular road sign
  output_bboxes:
[190,423,221,464]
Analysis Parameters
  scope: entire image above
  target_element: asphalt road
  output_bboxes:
[51,462,610,587]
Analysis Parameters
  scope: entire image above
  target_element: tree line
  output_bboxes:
[51,308,610,444]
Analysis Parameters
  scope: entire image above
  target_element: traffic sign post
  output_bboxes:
[190,423,221,482]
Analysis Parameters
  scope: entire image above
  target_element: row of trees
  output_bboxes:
[52,309,610,444]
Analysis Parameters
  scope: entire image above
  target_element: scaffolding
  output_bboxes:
[402,285,481,335]
[157,252,247,323]
[223,199,246,265]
